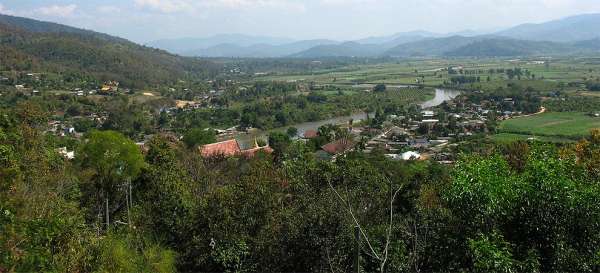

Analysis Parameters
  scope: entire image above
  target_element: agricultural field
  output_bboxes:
[496,112,600,141]
[253,57,600,94]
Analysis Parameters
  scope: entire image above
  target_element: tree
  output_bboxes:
[78,130,145,231]
[268,132,291,158]
[468,232,517,273]
[183,128,216,148]
[373,84,387,92]
[287,127,299,138]
[137,137,196,248]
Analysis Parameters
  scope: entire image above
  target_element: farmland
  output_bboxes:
[252,57,600,95]
[497,112,600,141]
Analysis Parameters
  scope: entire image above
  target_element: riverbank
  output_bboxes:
[233,88,461,148]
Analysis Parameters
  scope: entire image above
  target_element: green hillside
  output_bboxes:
[0,14,220,88]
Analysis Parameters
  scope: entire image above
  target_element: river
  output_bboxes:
[235,88,461,149]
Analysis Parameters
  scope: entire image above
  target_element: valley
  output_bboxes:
[1,8,600,273]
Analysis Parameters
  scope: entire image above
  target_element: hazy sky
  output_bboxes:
[1,0,600,43]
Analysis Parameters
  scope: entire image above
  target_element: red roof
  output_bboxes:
[200,139,241,158]
[241,146,274,158]
[321,138,355,155]
[303,129,319,139]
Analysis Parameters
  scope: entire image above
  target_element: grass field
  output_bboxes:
[491,133,576,143]
[497,112,600,141]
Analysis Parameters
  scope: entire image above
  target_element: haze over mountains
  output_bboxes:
[147,13,600,58]
[2,10,600,77]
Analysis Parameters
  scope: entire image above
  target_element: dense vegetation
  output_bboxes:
[1,14,600,272]
[2,101,599,272]
[0,15,220,89]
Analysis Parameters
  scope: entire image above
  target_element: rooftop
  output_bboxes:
[199,139,241,158]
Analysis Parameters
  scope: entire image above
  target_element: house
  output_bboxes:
[199,139,274,158]
[421,110,435,118]
[409,138,429,149]
[241,146,274,158]
[422,119,439,124]
[100,81,119,94]
[57,147,75,160]
[303,129,319,139]
[199,139,241,158]
[321,138,355,155]
[64,127,76,134]
[401,151,421,161]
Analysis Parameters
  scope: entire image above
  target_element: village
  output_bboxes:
[7,72,547,165]
[195,90,532,164]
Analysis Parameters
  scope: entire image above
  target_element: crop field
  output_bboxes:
[254,57,600,94]
[497,112,600,141]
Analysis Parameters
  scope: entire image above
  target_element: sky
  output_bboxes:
[1,0,600,43]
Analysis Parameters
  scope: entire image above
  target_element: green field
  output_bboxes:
[497,112,600,141]
[252,58,600,94]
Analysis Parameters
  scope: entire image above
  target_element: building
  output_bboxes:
[422,110,435,118]
[303,129,319,139]
[401,151,421,161]
[409,138,429,149]
[241,146,274,158]
[57,147,75,160]
[199,139,241,158]
[199,139,273,158]
[321,138,355,155]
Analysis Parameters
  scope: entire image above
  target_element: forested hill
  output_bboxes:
[0,14,220,88]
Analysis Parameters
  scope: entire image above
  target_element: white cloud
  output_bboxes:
[0,3,15,15]
[134,0,305,13]
[201,0,304,10]
[35,4,78,18]
[134,0,191,13]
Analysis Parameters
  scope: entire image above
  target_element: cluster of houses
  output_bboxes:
[295,95,521,163]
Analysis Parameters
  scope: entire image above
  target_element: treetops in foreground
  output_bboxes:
[1,102,600,272]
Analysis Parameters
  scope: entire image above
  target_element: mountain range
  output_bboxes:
[1,11,600,84]
[147,13,600,58]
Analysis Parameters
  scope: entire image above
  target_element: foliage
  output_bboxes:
[182,128,216,148]
[0,15,220,88]
[468,232,517,273]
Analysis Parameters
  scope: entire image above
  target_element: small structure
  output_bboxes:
[409,138,429,149]
[303,129,319,139]
[57,147,75,160]
[241,146,274,158]
[422,119,439,124]
[421,110,435,118]
[321,138,355,155]
[64,127,76,134]
[401,151,421,161]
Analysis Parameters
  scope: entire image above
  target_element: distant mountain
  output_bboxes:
[187,39,338,58]
[291,42,385,58]
[496,13,600,42]
[147,34,296,55]
[574,38,600,50]
[0,14,218,88]
[384,36,483,57]
[354,31,438,44]
[292,35,589,58]
[445,39,577,57]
